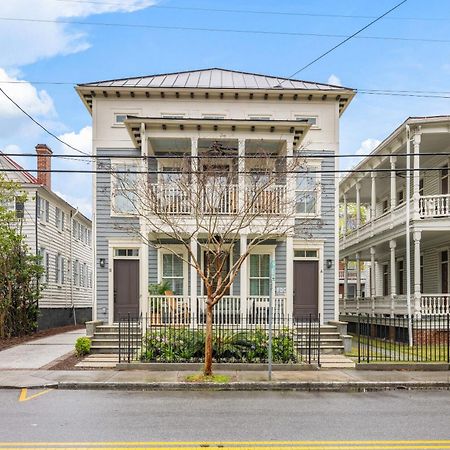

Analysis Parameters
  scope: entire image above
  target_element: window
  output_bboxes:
[419,178,424,197]
[382,263,389,296]
[397,259,404,295]
[441,165,449,195]
[83,263,87,287]
[382,199,389,214]
[55,207,63,231]
[114,248,139,257]
[39,248,49,283]
[55,254,64,285]
[162,253,184,295]
[441,250,448,294]
[80,264,84,287]
[87,229,91,246]
[15,198,24,219]
[112,164,138,214]
[202,114,225,119]
[73,260,79,286]
[161,114,185,119]
[37,197,49,222]
[73,221,77,238]
[397,189,404,205]
[294,250,318,258]
[114,114,127,125]
[295,116,318,126]
[296,170,318,214]
[420,254,424,294]
[248,115,271,120]
[249,254,270,296]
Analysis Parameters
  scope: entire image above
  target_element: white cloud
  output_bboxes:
[54,190,92,218]
[327,74,342,86]
[0,1,156,67]
[356,138,381,156]
[58,125,92,155]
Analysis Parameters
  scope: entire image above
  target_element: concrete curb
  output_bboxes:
[2,380,449,391]
[116,362,319,371]
[355,363,450,371]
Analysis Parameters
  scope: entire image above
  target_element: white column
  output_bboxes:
[390,156,397,210]
[286,236,294,318]
[343,257,348,314]
[343,193,348,237]
[370,247,376,315]
[190,236,198,319]
[356,252,361,313]
[286,140,295,212]
[239,234,248,320]
[389,239,397,317]
[238,139,245,211]
[371,172,377,221]
[356,183,361,230]
[413,231,422,316]
[413,132,421,220]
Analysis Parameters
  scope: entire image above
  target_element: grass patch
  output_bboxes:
[185,373,231,383]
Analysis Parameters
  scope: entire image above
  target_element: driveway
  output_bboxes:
[0,329,85,369]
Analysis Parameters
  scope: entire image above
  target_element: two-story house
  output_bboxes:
[76,68,355,326]
[339,116,450,318]
[0,145,93,329]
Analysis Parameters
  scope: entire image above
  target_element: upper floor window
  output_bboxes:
[248,115,271,121]
[397,189,404,205]
[37,197,50,223]
[55,207,65,231]
[419,178,424,197]
[295,116,318,127]
[114,114,127,125]
[112,163,138,214]
[202,114,225,120]
[296,170,319,215]
[441,165,449,195]
[55,254,64,285]
[161,114,185,119]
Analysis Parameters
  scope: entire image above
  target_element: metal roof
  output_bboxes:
[79,68,353,91]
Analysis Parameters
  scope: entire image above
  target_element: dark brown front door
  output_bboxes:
[293,260,318,319]
[114,259,139,320]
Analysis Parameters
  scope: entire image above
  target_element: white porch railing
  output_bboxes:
[419,194,450,218]
[149,184,287,215]
[147,295,288,325]
[148,295,191,325]
[421,294,450,315]
[341,294,450,316]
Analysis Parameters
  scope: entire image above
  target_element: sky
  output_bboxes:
[0,0,449,217]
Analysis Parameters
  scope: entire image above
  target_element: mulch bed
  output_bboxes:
[48,352,85,370]
[0,324,84,352]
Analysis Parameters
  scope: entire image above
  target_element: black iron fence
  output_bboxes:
[351,314,450,363]
[118,313,321,365]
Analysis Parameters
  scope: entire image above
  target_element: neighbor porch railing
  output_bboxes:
[341,294,450,317]
[419,194,450,218]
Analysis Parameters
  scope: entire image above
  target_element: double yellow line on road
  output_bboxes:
[1,441,450,449]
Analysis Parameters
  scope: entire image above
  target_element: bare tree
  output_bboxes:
[111,142,321,375]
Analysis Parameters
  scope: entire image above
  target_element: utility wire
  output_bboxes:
[5,12,450,45]
[283,0,408,81]
[0,87,91,159]
[53,0,448,22]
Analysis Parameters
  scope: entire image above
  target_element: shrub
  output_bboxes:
[140,327,297,363]
[75,337,91,356]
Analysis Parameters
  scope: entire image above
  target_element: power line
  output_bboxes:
[283,0,408,80]
[53,0,449,22]
[2,152,450,160]
[0,87,91,159]
[1,79,450,99]
[3,13,450,44]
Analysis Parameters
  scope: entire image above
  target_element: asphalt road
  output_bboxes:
[0,389,449,445]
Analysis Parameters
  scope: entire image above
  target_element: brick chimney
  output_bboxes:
[35,144,52,189]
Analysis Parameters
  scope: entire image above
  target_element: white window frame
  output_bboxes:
[202,114,226,120]
[160,113,185,119]
[39,247,50,284]
[294,114,319,129]
[248,114,272,121]
[248,246,275,298]
[158,246,188,297]
[111,159,140,217]
[38,197,50,223]
[112,109,141,128]
[295,163,321,217]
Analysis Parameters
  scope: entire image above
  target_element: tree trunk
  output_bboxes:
[203,301,214,375]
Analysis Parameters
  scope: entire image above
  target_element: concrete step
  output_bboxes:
[93,332,141,339]
[91,345,119,354]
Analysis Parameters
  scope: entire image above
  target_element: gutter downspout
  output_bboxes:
[405,124,413,346]
[70,208,80,325]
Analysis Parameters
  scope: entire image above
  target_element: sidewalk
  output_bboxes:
[0,368,449,391]
[0,329,85,369]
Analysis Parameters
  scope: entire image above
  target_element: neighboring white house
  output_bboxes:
[76,68,355,325]
[0,145,93,329]
[339,116,450,318]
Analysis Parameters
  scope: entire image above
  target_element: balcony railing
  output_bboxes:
[419,194,450,218]
[148,295,287,325]
[150,184,287,215]
[340,294,450,316]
